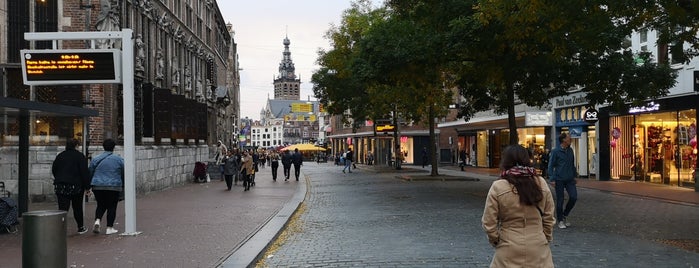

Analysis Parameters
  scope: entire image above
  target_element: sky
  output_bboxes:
[217,1,381,121]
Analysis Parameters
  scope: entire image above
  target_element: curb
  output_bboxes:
[219,175,308,268]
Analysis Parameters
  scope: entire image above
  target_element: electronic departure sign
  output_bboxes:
[20,49,122,85]
[374,124,396,134]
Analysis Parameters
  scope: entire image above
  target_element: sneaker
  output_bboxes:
[93,219,101,234]
[105,227,118,235]
[77,226,88,234]
[563,218,571,227]
[558,221,567,229]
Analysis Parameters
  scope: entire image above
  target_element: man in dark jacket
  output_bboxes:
[548,133,578,229]
[52,138,90,234]
[292,148,303,181]
[281,150,293,181]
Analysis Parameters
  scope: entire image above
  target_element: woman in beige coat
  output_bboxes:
[482,145,555,268]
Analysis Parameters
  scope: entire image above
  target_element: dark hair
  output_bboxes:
[500,145,543,206]
[558,132,569,143]
[102,139,116,151]
[65,138,80,150]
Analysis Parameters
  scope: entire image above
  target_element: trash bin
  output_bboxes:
[22,210,67,268]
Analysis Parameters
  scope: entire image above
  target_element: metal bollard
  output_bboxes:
[22,210,67,268]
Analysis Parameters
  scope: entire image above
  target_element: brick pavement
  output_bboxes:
[0,164,300,268]
[259,164,699,267]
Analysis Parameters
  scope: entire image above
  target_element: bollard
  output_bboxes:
[22,210,67,268]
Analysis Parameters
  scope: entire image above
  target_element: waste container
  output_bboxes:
[22,210,67,268]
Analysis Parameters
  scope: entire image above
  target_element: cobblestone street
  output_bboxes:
[260,164,699,268]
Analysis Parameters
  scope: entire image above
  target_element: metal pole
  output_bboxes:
[121,29,139,235]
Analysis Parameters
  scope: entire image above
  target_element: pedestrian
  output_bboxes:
[270,150,280,181]
[459,149,467,171]
[540,149,549,178]
[547,132,578,229]
[292,148,303,181]
[421,147,428,168]
[51,138,91,234]
[222,149,239,191]
[240,151,254,191]
[215,140,227,181]
[482,144,555,268]
[342,148,353,173]
[367,151,374,165]
[89,139,125,235]
[281,150,292,181]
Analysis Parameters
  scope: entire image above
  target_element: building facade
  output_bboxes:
[0,0,240,201]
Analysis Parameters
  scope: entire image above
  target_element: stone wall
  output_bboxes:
[0,144,210,202]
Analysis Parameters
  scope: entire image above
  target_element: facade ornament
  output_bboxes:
[171,56,180,91]
[158,12,170,29]
[95,0,121,49]
[134,34,145,76]
[139,0,154,18]
[155,49,165,81]
[174,25,184,43]
[184,65,192,96]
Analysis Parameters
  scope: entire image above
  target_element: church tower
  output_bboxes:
[273,36,301,100]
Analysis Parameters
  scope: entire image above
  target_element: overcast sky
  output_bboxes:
[217,1,383,121]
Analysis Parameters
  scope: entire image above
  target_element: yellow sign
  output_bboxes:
[375,124,396,132]
[291,103,313,113]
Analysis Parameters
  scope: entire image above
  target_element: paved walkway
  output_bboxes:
[1,162,697,267]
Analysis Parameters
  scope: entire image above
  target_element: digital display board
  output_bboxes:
[20,49,121,85]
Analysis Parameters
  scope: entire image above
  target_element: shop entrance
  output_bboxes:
[610,110,696,187]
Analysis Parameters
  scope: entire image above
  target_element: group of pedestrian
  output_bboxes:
[52,138,124,235]
[482,132,578,267]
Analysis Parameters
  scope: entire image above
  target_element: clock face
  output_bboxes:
[287,72,293,78]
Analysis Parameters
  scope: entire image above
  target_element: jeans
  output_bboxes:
[554,180,578,222]
[343,160,352,172]
[293,164,302,180]
[57,193,85,229]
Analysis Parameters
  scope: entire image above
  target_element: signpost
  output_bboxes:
[24,30,139,235]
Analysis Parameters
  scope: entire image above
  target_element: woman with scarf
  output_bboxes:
[481,145,555,268]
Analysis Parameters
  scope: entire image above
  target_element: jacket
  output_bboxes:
[89,152,125,190]
[281,152,293,166]
[52,149,90,189]
[223,155,239,175]
[241,155,254,175]
[292,152,303,166]
[547,146,577,181]
[482,176,555,268]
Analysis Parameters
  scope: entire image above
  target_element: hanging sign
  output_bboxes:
[583,108,599,124]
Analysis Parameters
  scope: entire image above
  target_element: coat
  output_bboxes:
[482,176,555,268]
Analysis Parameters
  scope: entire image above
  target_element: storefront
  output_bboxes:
[552,93,597,178]
[599,94,698,189]
[445,110,552,169]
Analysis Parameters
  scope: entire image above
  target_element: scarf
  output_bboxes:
[501,165,537,178]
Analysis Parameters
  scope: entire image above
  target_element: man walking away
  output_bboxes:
[270,151,280,181]
[548,132,578,229]
[52,138,91,234]
[282,150,293,181]
[292,148,303,181]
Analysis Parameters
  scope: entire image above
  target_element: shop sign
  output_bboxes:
[525,111,552,126]
[629,101,660,114]
[553,93,588,108]
[583,108,599,124]
[375,124,396,133]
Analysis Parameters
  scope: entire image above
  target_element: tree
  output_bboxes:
[450,0,677,145]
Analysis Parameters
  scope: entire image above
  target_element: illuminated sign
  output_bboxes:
[629,102,660,114]
[375,124,396,133]
[21,49,121,85]
[583,108,599,124]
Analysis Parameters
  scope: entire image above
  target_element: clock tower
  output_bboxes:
[273,36,301,100]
